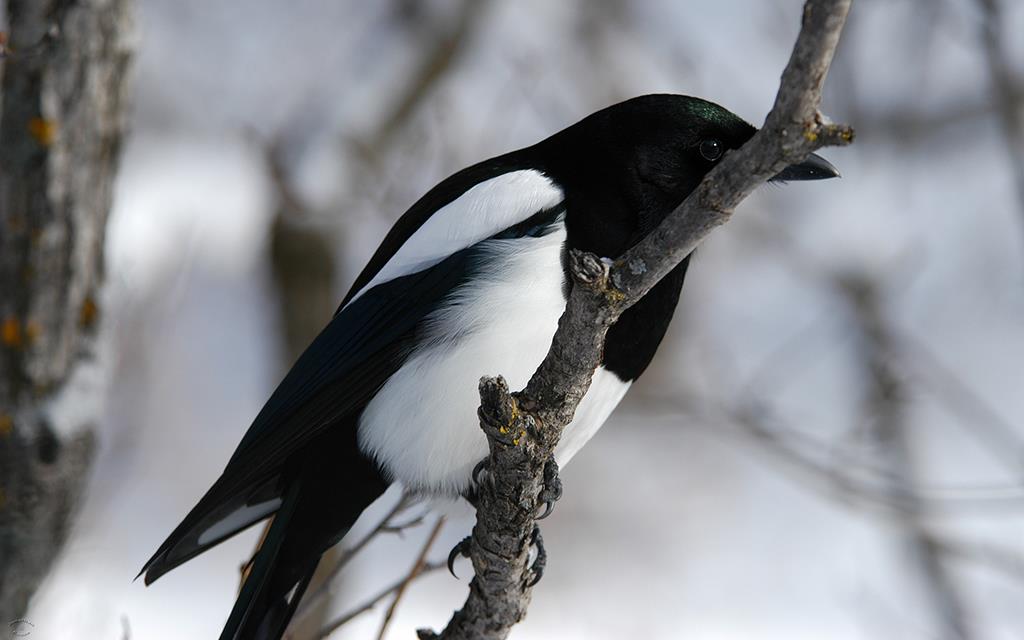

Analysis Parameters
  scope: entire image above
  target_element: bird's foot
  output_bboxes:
[447,535,472,578]
[447,528,547,586]
[525,524,547,587]
[536,458,562,520]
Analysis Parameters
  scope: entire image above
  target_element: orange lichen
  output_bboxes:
[0,415,12,437]
[28,117,57,146]
[80,297,99,327]
[1,317,21,346]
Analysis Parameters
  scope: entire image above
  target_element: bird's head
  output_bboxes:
[538,94,838,256]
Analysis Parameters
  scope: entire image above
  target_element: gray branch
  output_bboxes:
[419,1,855,638]
[0,0,132,624]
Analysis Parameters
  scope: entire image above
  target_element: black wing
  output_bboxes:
[140,246,477,583]
[337,153,534,310]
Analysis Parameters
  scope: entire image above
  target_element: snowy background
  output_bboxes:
[23,0,1024,638]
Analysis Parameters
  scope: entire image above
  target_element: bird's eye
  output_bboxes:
[699,139,723,161]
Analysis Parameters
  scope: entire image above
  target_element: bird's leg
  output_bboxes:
[524,524,547,587]
[535,458,562,520]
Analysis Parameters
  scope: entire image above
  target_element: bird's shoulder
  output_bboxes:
[338,150,565,310]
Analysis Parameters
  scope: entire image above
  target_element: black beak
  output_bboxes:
[770,152,840,182]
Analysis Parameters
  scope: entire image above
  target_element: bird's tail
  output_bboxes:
[219,479,318,640]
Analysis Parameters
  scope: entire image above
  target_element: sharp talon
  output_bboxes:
[472,458,489,485]
[447,536,472,579]
[536,501,554,520]
[535,459,562,520]
[526,525,547,587]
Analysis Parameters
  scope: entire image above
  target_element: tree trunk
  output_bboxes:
[0,0,132,623]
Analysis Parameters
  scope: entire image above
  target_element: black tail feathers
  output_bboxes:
[218,463,388,640]
[219,481,316,640]
[146,424,390,640]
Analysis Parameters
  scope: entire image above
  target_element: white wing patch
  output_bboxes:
[345,169,563,307]
[357,226,568,494]
[196,498,282,546]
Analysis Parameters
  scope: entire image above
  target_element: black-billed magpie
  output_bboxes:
[140,94,838,640]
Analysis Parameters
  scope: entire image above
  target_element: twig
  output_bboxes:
[315,561,447,639]
[238,517,274,593]
[380,514,426,534]
[294,492,419,623]
[624,386,1024,517]
[377,516,446,640]
[419,2,855,639]
[715,396,1024,516]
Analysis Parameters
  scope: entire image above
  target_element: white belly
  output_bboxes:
[357,223,630,495]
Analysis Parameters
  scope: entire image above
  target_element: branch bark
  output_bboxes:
[420,1,855,638]
[0,0,132,623]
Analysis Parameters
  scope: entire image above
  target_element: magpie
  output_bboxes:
[140,94,838,640]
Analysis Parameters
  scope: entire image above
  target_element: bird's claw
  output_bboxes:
[465,457,494,508]
[535,459,563,520]
[472,458,490,486]
[525,524,547,587]
[447,536,472,579]
[536,500,555,520]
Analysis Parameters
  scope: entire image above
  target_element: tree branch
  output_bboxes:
[313,561,447,640]
[375,516,446,640]
[420,1,855,638]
